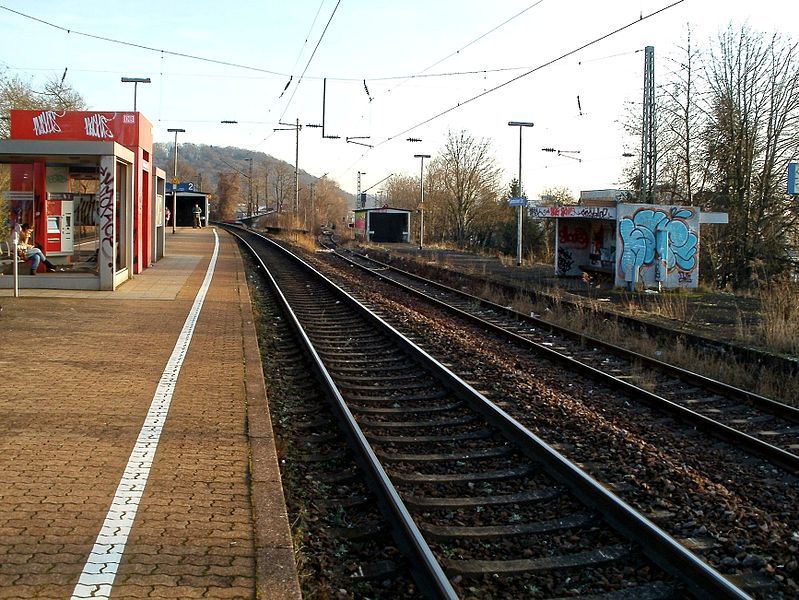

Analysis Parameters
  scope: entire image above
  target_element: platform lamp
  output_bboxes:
[121,77,151,112]
[508,121,534,266]
[414,154,431,250]
[167,128,185,234]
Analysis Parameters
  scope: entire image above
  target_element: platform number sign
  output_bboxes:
[789,163,799,196]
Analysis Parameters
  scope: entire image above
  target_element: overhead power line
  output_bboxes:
[377,0,685,148]
[0,4,287,77]
[278,0,343,122]
[420,0,547,76]
[380,0,547,98]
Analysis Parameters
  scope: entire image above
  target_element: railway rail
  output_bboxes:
[228,225,749,599]
[318,239,799,475]
[357,242,799,381]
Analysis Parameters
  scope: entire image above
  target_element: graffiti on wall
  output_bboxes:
[557,247,575,275]
[530,205,616,219]
[83,114,115,139]
[32,110,64,136]
[618,206,698,286]
[558,223,589,248]
[98,166,114,268]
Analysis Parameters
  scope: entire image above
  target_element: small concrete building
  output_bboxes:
[1,110,167,291]
[529,190,727,290]
[165,183,210,228]
[353,207,411,243]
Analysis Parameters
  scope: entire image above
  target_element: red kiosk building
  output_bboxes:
[1,110,166,290]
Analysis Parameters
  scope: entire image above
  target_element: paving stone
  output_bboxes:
[0,229,300,599]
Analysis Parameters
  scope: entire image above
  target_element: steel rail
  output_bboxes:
[328,240,799,379]
[230,226,750,599]
[228,228,458,599]
[328,247,799,473]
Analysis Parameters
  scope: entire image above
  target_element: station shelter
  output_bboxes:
[529,190,727,290]
[165,182,210,228]
[353,207,411,243]
[0,110,167,291]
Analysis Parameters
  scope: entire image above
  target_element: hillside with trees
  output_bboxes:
[152,142,354,225]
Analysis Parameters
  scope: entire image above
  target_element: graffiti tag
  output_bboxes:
[530,206,615,219]
[32,111,62,136]
[84,114,115,139]
[98,166,114,267]
[557,247,575,275]
[558,224,589,248]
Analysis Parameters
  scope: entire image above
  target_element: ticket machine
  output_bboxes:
[45,193,75,256]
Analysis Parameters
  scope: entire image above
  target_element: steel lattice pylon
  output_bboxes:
[640,45,656,204]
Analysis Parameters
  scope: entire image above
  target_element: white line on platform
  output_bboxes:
[71,230,220,599]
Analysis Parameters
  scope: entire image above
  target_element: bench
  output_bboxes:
[0,240,34,274]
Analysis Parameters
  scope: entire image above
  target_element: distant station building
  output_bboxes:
[166,182,210,228]
[529,189,727,290]
[353,207,411,243]
[0,110,167,290]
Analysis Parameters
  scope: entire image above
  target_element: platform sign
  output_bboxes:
[508,197,528,207]
[788,163,799,195]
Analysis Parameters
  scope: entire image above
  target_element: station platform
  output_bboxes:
[0,227,301,599]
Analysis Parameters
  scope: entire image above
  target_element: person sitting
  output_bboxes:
[17,223,58,275]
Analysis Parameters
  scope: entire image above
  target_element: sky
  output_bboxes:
[0,0,791,199]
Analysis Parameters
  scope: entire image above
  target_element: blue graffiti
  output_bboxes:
[620,208,697,278]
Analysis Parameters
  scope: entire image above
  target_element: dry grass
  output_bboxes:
[649,290,690,322]
[758,280,799,355]
[538,299,798,406]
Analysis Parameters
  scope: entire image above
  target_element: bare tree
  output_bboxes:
[0,72,86,138]
[214,172,242,220]
[658,26,708,203]
[313,177,350,231]
[438,130,502,246]
[384,174,419,210]
[270,163,294,214]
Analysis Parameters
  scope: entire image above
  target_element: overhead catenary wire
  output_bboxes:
[1,5,664,87]
[376,0,685,148]
[380,0,547,97]
[277,0,343,122]
[275,0,326,103]
[0,5,288,77]
[331,0,684,181]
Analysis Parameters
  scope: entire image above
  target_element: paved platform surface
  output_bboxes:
[0,227,300,599]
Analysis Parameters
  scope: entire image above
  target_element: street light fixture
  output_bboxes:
[121,77,151,112]
[167,128,185,234]
[414,154,431,250]
[508,121,534,266]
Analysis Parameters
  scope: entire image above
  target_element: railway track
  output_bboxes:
[229,226,748,599]
[358,242,799,381]
[318,240,799,475]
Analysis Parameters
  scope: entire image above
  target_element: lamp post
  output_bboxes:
[244,158,254,216]
[508,121,534,266]
[121,77,151,112]
[414,154,431,250]
[167,128,185,234]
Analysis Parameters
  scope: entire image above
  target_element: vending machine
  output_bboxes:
[45,193,75,256]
